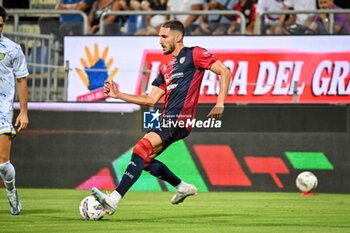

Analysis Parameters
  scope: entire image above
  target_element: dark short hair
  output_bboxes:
[0,6,7,23]
[161,20,185,37]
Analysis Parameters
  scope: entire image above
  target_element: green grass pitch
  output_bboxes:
[1,189,349,233]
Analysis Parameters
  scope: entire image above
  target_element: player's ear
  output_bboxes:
[175,32,182,43]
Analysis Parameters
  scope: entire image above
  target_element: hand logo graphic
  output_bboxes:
[76,44,118,91]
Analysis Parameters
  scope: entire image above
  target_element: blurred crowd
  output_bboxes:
[4,0,350,37]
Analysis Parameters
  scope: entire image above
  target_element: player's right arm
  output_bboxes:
[104,81,165,107]
[15,77,29,132]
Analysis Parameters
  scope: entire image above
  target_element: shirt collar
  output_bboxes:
[0,33,3,41]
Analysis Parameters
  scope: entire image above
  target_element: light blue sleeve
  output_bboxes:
[13,46,29,79]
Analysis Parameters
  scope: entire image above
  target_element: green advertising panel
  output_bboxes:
[112,140,208,192]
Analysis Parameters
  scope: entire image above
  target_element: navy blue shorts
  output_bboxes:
[148,126,189,154]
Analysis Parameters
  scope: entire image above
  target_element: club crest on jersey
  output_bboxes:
[0,53,5,60]
[179,56,186,64]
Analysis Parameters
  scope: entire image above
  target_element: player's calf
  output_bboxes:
[7,189,21,215]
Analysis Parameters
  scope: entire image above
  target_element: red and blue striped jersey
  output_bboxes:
[152,46,217,131]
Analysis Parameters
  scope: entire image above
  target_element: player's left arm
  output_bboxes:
[207,60,231,118]
[15,77,29,132]
[104,81,165,107]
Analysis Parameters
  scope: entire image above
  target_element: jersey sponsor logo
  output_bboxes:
[171,72,184,79]
[0,53,5,60]
[166,83,178,91]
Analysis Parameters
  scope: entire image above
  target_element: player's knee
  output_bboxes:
[0,154,10,164]
[132,138,153,160]
[144,162,161,177]
[143,155,155,168]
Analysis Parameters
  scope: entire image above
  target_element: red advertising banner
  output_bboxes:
[139,50,350,104]
[77,88,108,102]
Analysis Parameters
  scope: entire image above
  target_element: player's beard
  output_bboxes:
[163,43,175,55]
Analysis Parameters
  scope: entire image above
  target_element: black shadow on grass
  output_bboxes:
[0,209,65,215]
[101,213,240,223]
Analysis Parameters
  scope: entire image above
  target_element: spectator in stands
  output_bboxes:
[3,0,29,9]
[255,0,286,34]
[166,0,205,35]
[124,0,144,10]
[193,0,238,35]
[113,0,149,34]
[88,0,124,35]
[311,0,349,34]
[275,0,316,34]
[56,0,94,41]
[227,0,256,34]
[334,0,350,31]
[135,0,167,35]
[107,0,144,11]
[204,0,256,34]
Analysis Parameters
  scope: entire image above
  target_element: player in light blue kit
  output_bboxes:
[0,6,29,215]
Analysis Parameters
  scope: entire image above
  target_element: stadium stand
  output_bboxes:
[0,2,349,101]
[30,0,57,9]
[3,0,29,9]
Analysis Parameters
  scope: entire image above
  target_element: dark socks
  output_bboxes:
[144,159,181,187]
[116,155,182,196]
[116,153,144,197]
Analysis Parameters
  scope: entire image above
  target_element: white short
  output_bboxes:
[0,117,16,138]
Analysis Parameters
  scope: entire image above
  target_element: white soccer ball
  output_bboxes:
[79,195,105,220]
[296,171,318,193]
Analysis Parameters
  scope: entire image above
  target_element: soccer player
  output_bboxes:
[93,19,231,215]
[0,6,29,215]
